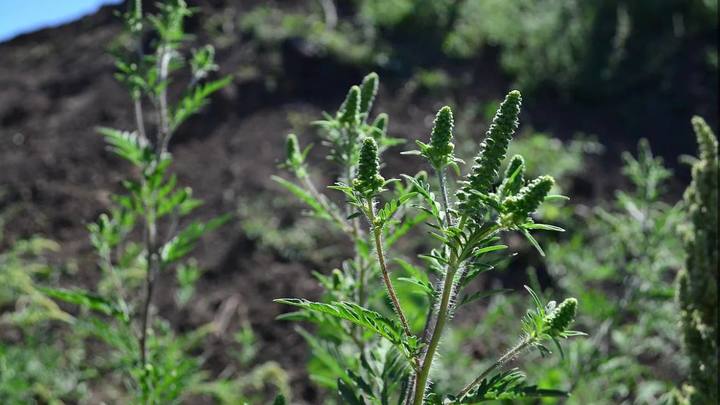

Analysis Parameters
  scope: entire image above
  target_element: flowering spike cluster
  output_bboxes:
[418,106,455,170]
[692,115,719,164]
[360,72,379,116]
[503,175,554,224]
[499,154,526,196]
[544,298,577,336]
[282,133,307,177]
[372,113,389,136]
[339,85,361,126]
[457,90,522,214]
[353,138,385,197]
[676,116,718,404]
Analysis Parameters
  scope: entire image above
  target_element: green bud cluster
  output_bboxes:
[283,133,307,177]
[676,116,718,404]
[498,155,526,197]
[360,72,379,116]
[339,85,361,127]
[457,90,522,214]
[502,175,554,224]
[418,106,455,170]
[371,113,389,140]
[353,138,385,197]
[544,298,577,336]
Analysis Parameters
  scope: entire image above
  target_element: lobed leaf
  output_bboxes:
[39,287,128,322]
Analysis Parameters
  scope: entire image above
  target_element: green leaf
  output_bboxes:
[458,289,512,307]
[472,244,508,256]
[338,378,365,405]
[520,228,545,257]
[272,176,333,221]
[272,394,287,405]
[161,214,231,264]
[523,223,565,232]
[39,287,128,322]
[98,127,152,166]
[455,369,567,402]
[385,211,430,248]
[172,76,232,130]
[274,299,405,348]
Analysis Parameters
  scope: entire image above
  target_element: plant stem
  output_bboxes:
[436,168,453,226]
[412,224,500,403]
[412,258,459,405]
[134,98,148,144]
[415,167,453,361]
[367,200,412,336]
[456,337,533,398]
[156,45,172,154]
[139,205,158,366]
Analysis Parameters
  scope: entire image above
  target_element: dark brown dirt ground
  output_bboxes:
[0,1,717,402]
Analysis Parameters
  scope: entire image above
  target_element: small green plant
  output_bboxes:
[518,139,686,404]
[0,217,87,404]
[35,1,249,403]
[674,116,718,404]
[274,74,583,403]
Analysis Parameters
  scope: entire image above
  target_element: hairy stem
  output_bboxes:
[413,224,500,403]
[412,259,459,405]
[367,200,412,336]
[415,167,454,362]
[436,169,453,226]
[457,337,533,398]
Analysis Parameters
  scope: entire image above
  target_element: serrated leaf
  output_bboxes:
[161,214,231,264]
[271,176,333,221]
[39,287,128,322]
[338,378,365,405]
[275,299,406,349]
[456,369,567,403]
[98,127,152,166]
[172,76,231,130]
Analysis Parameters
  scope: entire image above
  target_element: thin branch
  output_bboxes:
[367,200,412,336]
[456,338,533,398]
[157,45,172,154]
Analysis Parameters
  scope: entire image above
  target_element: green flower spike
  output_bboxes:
[353,138,385,197]
[675,115,718,405]
[339,85,361,127]
[372,113,388,134]
[418,106,455,170]
[498,154,526,197]
[503,175,554,224]
[282,133,307,177]
[371,113,389,143]
[691,115,718,164]
[360,72,379,117]
[545,298,577,336]
[457,90,522,213]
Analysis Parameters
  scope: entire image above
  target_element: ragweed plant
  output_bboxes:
[274,75,583,404]
[489,139,686,404]
[38,1,241,403]
[674,116,718,404]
